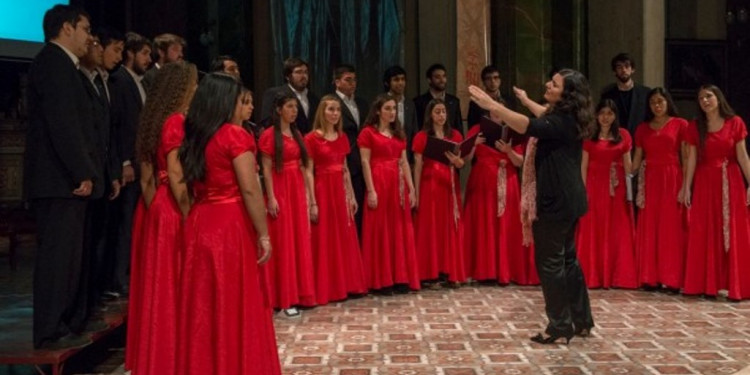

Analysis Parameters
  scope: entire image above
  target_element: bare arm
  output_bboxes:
[469,85,531,134]
[401,150,417,208]
[513,86,548,117]
[631,147,644,173]
[736,140,750,205]
[303,159,318,222]
[581,150,589,188]
[139,161,156,208]
[261,154,279,217]
[680,144,696,207]
[622,150,633,176]
[233,152,271,264]
[496,140,524,167]
[413,153,423,208]
[166,149,190,217]
[360,147,377,208]
[343,159,358,216]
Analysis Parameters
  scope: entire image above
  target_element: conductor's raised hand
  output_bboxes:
[468,85,498,111]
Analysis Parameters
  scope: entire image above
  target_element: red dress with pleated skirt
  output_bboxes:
[683,117,750,300]
[576,129,638,289]
[125,113,184,374]
[463,125,538,285]
[634,117,688,289]
[259,127,316,308]
[176,124,281,375]
[357,126,421,291]
[412,130,466,283]
[304,131,367,304]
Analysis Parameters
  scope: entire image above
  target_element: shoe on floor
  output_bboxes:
[283,307,301,317]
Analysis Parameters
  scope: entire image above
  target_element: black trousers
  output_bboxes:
[532,218,594,336]
[351,172,365,238]
[113,182,139,292]
[86,193,114,306]
[33,198,90,348]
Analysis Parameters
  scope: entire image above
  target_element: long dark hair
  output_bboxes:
[270,92,309,172]
[179,73,242,185]
[363,93,405,140]
[135,61,197,167]
[422,98,451,136]
[644,87,679,122]
[548,69,594,138]
[591,99,622,144]
[695,84,736,151]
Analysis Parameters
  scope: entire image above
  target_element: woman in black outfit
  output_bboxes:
[469,69,594,345]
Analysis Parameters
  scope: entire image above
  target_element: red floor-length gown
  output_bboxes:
[259,127,316,308]
[125,113,184,374]
[634,117,688,289]
[176,124,281,375]
[463,125,538,285]
[304,131,367,304]
[683,117,750,300]
[412,129,466,283]
[357,126,421,290]
[576,128,638,289]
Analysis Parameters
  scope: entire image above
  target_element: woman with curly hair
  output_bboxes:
[127,61,197,375]
[682,85,750,300]
[469,69,595,344]
[259,92,316,316]
[177,73,280,374]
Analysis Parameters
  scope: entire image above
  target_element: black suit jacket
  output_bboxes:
[109,66,144,168]
[333,93,368,179]
[24,43,100,200]
[413,91,463,135]
[80,70,121,186]
[600,83,651,136]
[260,84,320,134]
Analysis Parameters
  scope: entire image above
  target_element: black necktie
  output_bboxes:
[93,73,108,104]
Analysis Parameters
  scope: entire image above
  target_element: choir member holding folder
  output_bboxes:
[464,115,539,286]
[412,99,475,287]
[358,94,421,294]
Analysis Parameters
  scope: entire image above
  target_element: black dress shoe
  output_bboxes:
[530,332,573,345]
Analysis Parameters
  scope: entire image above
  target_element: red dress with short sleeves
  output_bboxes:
[126,113,185,374]
[412,129,466,283]
[176,124,281,375]
[259,127,316,308]
[463,125,538,285]
[683,117,750,300]
[304,131,367,304]
[357,126,420,290]
[576,129,638,289]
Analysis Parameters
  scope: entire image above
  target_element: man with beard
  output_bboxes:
[383,65,418,161]
[413,63,463,134]
[142,33,185,90]
[467,65,507,127]
[107,31,151,299]
[260,57,320,134]
[600,53,651,136]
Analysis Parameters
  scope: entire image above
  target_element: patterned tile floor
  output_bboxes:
[273,286,750,375]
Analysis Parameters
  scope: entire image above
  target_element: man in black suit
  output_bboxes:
[108,31,151,298]
[332,64,368,233]
[25,4,100,349]
[79,28,124,310]
[260,57,320,134]
[600,53,651,136]
[383,65,418,162]
[467,65,506,127]
[413,63,463,134]
[142,33,185,90]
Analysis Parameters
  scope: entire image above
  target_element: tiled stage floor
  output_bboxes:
[273,286,750,375]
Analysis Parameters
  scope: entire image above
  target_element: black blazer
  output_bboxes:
[600,83,651,136]
[333,94,368,179]
[80,70,121,186]
[260,84,320,134]
[413,91,463,135]
[24,43,100,200]
[109,66,144,168]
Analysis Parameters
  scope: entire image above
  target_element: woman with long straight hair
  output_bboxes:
[576,99,638,289]
[469,69,594,344]
[631,87,688,292]
[259,92,316,316]
[358,94,421,293]
[682,85,750,300]
[127,61,196,374]
[304,95,367,305]
[176,73,280,374]
[412,98,467,287]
